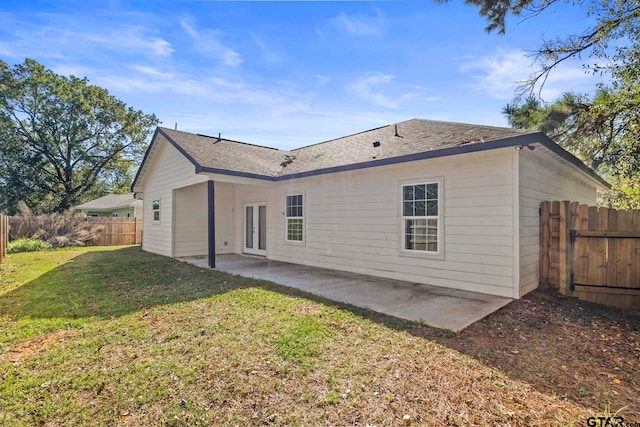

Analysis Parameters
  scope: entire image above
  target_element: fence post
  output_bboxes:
[558,201,571,295]
[540,202,550,288]
[0,215,7,263]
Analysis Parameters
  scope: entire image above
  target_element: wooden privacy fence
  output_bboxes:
[0,214,8,263]
[540,201,640,309]
[86,217,143,246]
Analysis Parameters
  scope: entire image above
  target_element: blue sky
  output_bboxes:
[0,0,603,149]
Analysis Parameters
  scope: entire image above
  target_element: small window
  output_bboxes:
[152,199,160,223]
[286,194,303,241]
[402,182,439,253]
[112,213,118,218]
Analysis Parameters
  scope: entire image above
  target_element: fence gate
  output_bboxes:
[540,201,640,309]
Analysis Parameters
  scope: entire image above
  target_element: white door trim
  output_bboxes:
[243,202,267,256]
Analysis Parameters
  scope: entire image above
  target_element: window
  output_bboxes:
[112,213,118,218]
[402,182,439,253]
[286,194,303,241]
[152,199,160,223]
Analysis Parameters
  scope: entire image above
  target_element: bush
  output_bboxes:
[7,201,103,248]
[7,238,52,253]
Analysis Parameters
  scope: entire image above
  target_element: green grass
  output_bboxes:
[0,247,598,425]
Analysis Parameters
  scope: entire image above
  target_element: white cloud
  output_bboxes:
[459,48,602,101]
[0,12,174,60]
[250,33,282,63]
[348,73,421,109]
[315,74,330,87]
[180,17,242,67]
[50,63,210,96]
[459,49,527,100]
[329,11,384,36]
[84,29,174,56]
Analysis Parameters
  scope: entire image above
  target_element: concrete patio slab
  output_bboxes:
[178,254,512,332]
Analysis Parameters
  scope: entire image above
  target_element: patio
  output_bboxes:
[179,254,512,332]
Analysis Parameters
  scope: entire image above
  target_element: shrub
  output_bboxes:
[7,202,103,248]
[7,238,52,253]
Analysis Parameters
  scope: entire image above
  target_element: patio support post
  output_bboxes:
[208,180,215,268]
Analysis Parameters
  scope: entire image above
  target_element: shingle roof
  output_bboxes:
[76,193,142,211]
[285,118,532,174]
[158,128,287,177]
[157,119,532,178]
[134,118,608,189]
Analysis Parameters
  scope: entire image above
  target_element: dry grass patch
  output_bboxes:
[3,329,77,364]
[429,288,640,419]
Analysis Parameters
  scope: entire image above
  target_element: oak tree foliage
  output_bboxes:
[0,59,159,214]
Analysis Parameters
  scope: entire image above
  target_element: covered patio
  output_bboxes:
[178,254,512,332]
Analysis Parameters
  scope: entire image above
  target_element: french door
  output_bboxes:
[243,203,267,256]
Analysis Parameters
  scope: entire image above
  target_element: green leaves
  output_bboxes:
[0,58,159,214]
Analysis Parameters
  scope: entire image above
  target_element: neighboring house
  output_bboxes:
[75,193,143,218]
[131,119,609,299]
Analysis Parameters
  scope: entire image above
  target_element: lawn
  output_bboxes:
[0,246,637,426]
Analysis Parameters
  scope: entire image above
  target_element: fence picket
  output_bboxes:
[85,217,143,245]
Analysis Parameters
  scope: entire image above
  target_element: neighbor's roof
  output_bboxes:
[132,118,609,189]
[76,193,143,211]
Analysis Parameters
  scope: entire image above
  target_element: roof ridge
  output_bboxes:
[291,123,392,151]
[159,127,286,152]
[406,118,534,133]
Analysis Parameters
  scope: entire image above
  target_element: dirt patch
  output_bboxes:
[423,288,640,418]
[294,301,323,315]
[4,329,77,363]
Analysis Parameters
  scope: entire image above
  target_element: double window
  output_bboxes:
[402,182,439,253]
[286,194,303,241]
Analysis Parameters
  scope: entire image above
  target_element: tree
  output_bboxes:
[457,0,640,206]
[0,59,159,214]
[503,86,640,206]
[504,89,638,170]
[451,0,640,94]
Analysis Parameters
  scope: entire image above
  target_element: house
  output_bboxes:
[131,119,609,299]
[75,193,143,218]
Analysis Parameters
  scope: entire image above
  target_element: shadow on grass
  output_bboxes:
[2,246,639,416]
[0,246,407,323]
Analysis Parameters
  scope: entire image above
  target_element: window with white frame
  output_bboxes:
[152,199,160,223]
[402,182,439,253]
[285,194,303,241]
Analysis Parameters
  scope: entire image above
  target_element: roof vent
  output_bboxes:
[372,141,381,148]
[394,124,402,138]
